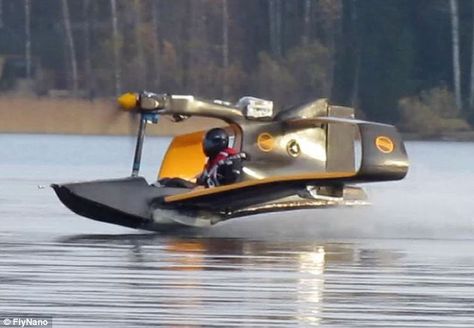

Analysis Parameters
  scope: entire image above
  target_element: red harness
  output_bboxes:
[202,147,238,187]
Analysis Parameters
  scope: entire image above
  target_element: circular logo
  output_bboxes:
[257,132,274,152]
[287,139,301,157]
[3,318,11,326]
[375,136,394,153]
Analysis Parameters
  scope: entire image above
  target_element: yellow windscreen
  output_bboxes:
[158,130,207,180]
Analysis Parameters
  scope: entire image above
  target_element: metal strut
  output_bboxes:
[131,113,159,177]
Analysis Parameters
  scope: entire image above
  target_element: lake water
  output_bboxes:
[0,134,473,327]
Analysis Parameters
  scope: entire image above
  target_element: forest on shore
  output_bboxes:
[1,0,474,136]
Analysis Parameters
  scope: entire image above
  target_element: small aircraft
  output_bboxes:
[52,91,409,230]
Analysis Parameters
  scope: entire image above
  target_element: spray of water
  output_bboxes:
[204,142,474,240]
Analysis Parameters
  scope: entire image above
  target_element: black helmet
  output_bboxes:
[203,128,229,157]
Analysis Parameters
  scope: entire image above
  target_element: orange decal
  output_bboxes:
[375,136,394,154]
[257,132,274,152]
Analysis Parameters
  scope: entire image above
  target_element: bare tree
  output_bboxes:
[303,0,312,45]
[188,1,208,93]
[110,0,122,96]
[24,0,32,79]
[275,0,282,55]
[470,2,474,109]
[82,0,94,98]
[0,0,4,29]
[449,0,462,109]
[61,0,79,94]
[269,0,282,57]
[133,0,146,89]
[222,0,229,98]
[318,0,342,96]
[350,0,360,108]
[151,0,161,90]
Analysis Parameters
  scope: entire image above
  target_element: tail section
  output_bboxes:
[356,122,408,181]
[284,116,409,182]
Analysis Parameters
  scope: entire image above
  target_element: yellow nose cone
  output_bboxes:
[117,92,138,111]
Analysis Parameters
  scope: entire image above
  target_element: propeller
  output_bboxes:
[101,92,139,136]
[117,91,169,113]
[115,91,166,176]
[117,92,141,136]
[117,92,139,110]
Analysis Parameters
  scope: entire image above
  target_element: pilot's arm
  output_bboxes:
[215,153,245,185]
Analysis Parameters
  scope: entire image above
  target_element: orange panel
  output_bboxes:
[165,171,356,203]
[158,130,207,180]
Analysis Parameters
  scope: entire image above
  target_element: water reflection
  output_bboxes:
[297,247,325,326]
[1,233,472,327]
[58,234,358,326]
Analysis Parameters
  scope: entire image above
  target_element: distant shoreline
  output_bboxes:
[0,96,221,136]
[1,96,473,140]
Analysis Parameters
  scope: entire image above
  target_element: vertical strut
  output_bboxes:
[131,113,160,177]
[131,114,147,177]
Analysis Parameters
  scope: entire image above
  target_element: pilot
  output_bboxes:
[197,128,244,188]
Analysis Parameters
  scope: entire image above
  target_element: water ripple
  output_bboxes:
[0,237,473,327]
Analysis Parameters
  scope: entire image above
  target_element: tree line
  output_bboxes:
[0,0,473,134]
